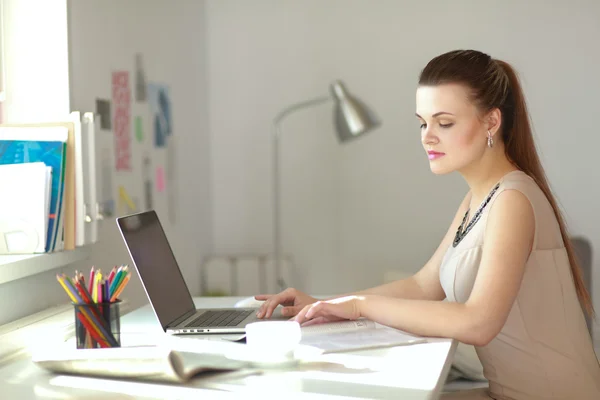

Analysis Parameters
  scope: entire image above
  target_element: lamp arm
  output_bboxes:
[273,96,331,125]
[272,95,331,291]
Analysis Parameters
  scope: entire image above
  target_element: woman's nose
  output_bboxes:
[422,128,439,146]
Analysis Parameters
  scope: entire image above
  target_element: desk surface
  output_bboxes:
[0,297,457,400]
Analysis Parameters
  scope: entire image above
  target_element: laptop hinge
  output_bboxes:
[168,309,197,328]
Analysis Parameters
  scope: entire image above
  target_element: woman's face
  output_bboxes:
[416,83,488,175]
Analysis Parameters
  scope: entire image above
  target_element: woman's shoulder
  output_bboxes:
[498,170,547,206]
[500,169,536,189]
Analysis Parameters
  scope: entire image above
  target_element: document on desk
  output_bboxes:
[33,346,256,384]
[300,320,427,353]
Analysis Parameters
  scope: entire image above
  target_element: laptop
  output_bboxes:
[116,210,263,335]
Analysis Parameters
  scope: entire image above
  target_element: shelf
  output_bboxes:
[0,247,91,285]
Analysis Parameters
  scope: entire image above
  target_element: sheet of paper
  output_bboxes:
[300,321,426,353]
[302,319,375,335]
[112,71,132,171]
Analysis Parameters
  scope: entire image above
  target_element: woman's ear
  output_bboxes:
[486,108,502,136]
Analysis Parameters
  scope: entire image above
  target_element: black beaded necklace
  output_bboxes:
[452,183,500,247]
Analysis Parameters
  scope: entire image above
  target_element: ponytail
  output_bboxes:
[497,60,594,317]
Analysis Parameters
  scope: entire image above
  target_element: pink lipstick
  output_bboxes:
[427,150,445,160]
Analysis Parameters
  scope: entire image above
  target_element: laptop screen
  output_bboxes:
[117,211,195,330]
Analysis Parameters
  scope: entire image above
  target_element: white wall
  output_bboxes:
[3,0,70,121]
[206,0,600,335]
[0,0,211,325]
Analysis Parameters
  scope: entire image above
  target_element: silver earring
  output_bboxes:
[487,130,494,148]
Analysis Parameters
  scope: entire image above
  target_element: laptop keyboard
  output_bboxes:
[185,310,253,328]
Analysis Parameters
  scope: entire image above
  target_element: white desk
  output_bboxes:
[0,297,457,399]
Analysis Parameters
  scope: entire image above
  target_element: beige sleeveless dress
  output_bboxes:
[439,170,600,400]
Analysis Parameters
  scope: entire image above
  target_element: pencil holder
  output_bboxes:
[73,301,121,349]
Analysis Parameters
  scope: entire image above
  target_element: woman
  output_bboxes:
[255,50,600,399]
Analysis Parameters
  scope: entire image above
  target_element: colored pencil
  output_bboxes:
[110,273,131,302]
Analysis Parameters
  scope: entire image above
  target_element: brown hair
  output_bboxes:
[419,50,594,316]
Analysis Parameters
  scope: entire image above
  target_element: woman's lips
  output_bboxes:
[427,151,445,160]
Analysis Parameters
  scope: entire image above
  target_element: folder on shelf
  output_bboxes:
[0,162,52,254]
[0,126,68,252]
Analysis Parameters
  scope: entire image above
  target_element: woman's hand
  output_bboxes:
[293,296,364,325]
[255,288,317,319]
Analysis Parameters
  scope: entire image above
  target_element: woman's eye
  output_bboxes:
[420,123,427,129]
[440,123,454,128]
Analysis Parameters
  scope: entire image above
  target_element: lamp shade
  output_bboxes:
[330,80,380,142]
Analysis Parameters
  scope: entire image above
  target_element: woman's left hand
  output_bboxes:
[293,296,365,325]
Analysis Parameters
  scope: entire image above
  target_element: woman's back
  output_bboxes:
[440,170,600,399]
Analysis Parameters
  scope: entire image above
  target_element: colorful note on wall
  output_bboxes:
[112,71,132,171]
[118,185,137,215]
[135,116,144,143]
[156,166,166,193]
[147,83,172,149]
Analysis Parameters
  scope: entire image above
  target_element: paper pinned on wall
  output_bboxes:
[118,185,136,215]
[135,116,144,143]
[112,71,132,171]
[95,99,112,131]
[119,186,136,211]
[143,156,153,210]
[147,83,172,149]
[135,53,147,102]
[99,147,115,218]
[156,166,166,193]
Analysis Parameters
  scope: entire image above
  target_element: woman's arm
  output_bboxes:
[257,192,470,318]
[328,192,472,301]
[297,190,535,346]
